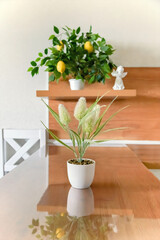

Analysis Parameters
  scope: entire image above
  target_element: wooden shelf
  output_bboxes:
[36,81,136,99]
[36,89,136,99]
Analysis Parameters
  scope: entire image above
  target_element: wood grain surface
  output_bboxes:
[37,146,160,219]
[47,68,160,140]
[128,145,160,169]
[37,88,136,99]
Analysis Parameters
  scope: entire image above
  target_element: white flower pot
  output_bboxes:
[67,159,95,189]
[67,187,94,217]
[69,79,85,90]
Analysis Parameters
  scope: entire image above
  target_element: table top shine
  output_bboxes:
[1,146,160,240]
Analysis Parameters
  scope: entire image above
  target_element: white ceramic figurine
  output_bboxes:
[111,66,127,90]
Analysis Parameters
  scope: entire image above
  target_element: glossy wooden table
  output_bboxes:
[1,146,160,240]
[128,144,160,169]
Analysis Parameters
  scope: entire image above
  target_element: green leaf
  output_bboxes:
[96,74,102,81]
[69,130,81,158]
[95,96,117,128]
[41,229,48,236]
[41,121,74,153]
[93,42,98,50]
[76,27,81,34]
[78,35,84,43]
[62,27,67,31]
[53,26,59,34]
[101,45,109,52]
[52,36,60,45]
[45,59,56,66]
[28,225,34,229]
[49,74,55,82]
[89,75,95,84]
[69,130,81,146]
[30,61,37,66]
[40,57,50,66]
[69,131,76,149]
[48,34,55,40]
[41,99,66,131]
[32,228,37,234]
[68,34,76,41]
[45,67,54,72]
[54,69,61,79]
[62,39,67,44]
[92,105,129,138]
[35,219,39,226]
[44,48,48,55]
[36,234,41,239]
[76,73,82,80]
[91,34,99,41]
[38,52,43,57]
[27,67,33,72]
[49,47,58,54]
[35,57,41,62]
[85,139,111,144]
[32,219,39,227]
[62,72,66,79]
[102,77,105,84]
[103,127,128,133]
[65,26,71,31]
[89,25,92,33]
[102,63,111,73]
[105,73,110,79]
[99,54,108,60]
[31,67,39,76]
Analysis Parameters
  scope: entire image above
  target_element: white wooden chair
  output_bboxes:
[0,129,46,178]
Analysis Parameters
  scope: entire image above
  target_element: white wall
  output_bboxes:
[0,0,160,129]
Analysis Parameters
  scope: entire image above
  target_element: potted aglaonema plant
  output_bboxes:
[42,94,127,189]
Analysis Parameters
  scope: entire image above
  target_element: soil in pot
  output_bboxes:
[68,159,94,165]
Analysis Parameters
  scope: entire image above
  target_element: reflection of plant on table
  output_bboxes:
[28,26,116,84]
[29,213,118,240]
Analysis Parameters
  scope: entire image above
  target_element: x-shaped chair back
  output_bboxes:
[0,129,46,178]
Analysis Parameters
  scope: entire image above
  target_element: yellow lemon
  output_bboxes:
[56,228,65,239]
[84,41,93,53]
[57,61,66,73]
[57,41,64,51]
[60,213,65,217]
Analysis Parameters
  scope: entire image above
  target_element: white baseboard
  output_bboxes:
[47,139,160,147]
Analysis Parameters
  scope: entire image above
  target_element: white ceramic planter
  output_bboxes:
[67,187,94,217]
[69,79,85,90]
[67,159,95,189]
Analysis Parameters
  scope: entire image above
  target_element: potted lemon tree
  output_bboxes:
[41,94,127,189]
[28,26,116,90]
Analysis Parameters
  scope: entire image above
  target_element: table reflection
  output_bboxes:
[29,213,119,239]
[1,149,160,240]
[29,186,132,239]
[67,187,94,217]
